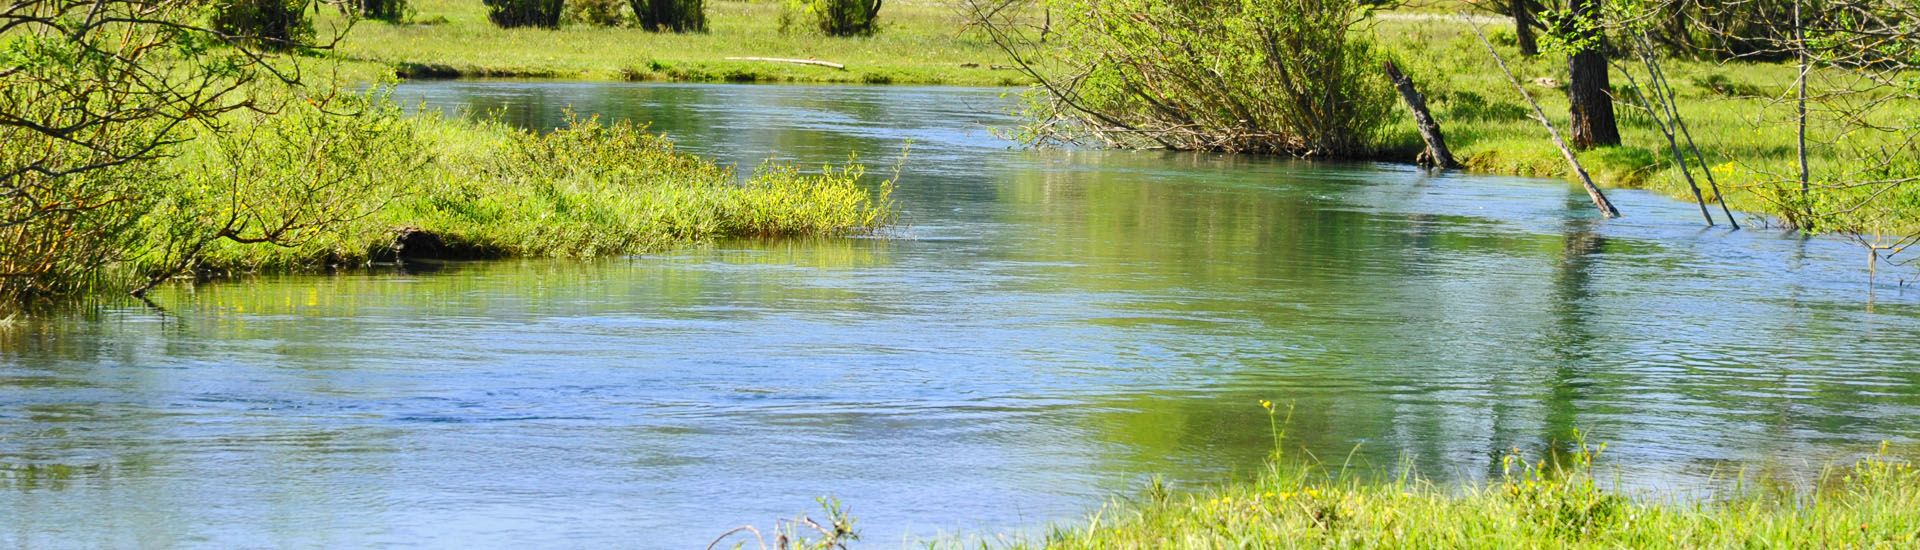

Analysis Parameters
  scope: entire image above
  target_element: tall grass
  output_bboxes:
[1373,18,1920,236]
[6,89,895,306]
[373,111,895,259]
[1007,450,1918,549]
[961,407,1920,549]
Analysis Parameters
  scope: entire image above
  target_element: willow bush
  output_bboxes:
[483,0,563,28]
[568,0,627,27]
[1645,0,1800,61]
[811,0,882,36]
[2,0,331,305]
[982,0,1394,157]
[358,0,408,22]
[631,0,705,31]
[212,0,313,48]
[131,94,428,290]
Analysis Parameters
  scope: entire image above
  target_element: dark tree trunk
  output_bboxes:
[1383,60,1457,169]
[1566,0,1620,149]
[1513,0,1538,56]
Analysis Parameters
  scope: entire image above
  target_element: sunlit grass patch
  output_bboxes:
[956,424,1919,549]
[1371,17,1920,235]
[321,0,1027,85]
[126,92,896,292]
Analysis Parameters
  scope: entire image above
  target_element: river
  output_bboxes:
[2,82,1917,549]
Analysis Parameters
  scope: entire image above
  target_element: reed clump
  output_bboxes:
[2,90,893,308]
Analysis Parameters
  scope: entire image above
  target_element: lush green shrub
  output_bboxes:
[430,115,893,253]
[630,0,705,32]
[2,0,332,305]
[811,0,881,36]
[1000,0,1393,157]
[483,0,564,28]
[357,0,408,22]
[137,92,428,283]
[211,0,312,49]
[0,136,156,303]
[569,0,629,27]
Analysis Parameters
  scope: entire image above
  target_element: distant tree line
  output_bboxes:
[201,0,883,35]
[479,0,881,35]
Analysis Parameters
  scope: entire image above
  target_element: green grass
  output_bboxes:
[117,90,895,293]
[985,451,1920,549]
[318,0,1918,235]
[941,418,1920,550]
[1370,17,1920,235]
[322,0,1027,85]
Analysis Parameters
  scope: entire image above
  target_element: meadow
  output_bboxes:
[1372,17,1920,237]
[330,1,1920,239]
[325,0,1024,85]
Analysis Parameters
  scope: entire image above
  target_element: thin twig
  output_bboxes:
[705,525,769,550]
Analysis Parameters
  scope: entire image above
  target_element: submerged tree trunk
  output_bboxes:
[1513,0,1538,56]
[1566,0,1620,149]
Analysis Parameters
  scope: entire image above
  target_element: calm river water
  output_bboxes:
[3,82,1919,549]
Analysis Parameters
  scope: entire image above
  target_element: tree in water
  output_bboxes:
[1564,0,1620,148]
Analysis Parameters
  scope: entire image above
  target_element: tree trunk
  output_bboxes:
[1566,0,1620,149]
[1794,0,1810,202]
[1513,0,1538,56]
[1383,60,1457,169]
[1469,18,1622,219]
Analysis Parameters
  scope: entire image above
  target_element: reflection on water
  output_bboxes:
[3,82,1918,549]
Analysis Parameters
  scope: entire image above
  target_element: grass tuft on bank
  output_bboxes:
[966,440,1919,549]
[111,90,894,297]
[1373,17,1920,236]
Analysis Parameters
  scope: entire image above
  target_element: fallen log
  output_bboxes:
[724,57,846,70]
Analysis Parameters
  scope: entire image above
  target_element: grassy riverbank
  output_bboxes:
[14,90,892,304]
[325,0,1023,85]
[177,97,890,267]
[1372,18,1920,235]
[322,0,1916,236]
[961,443,1920,549]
